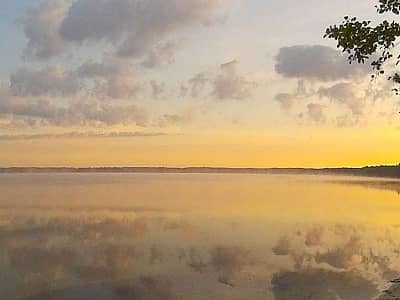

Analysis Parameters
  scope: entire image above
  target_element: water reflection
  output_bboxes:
[328,178,400,195]
[0,173,399,299]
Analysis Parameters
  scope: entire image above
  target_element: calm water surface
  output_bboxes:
[0,173,399,300]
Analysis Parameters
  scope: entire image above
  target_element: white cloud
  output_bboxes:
[157,110,193,127]
[62,101,148,126]
[315,236,363,269]
[307,103,326,124]
[213,60,254,100]
[274,93,297,111]
[21,0,69,60]
[0,89,147,127]
[58,0,224,63]
[318,82,367,116]
[209,246,252,287]
[149,81,165,99]
[188,72,210,98]
[10,65,80,97]
[273,73,395,127]
[275,45,369,81]
[0,131,167,140]
[141,40,182,68]
[76,58,141,99]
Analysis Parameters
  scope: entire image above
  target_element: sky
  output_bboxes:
[0,0,399,167]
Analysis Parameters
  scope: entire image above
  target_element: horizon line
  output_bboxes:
[0,164,399,169]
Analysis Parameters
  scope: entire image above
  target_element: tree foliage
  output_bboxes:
[325,0,400,93]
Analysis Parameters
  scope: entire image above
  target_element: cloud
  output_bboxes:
[0,90,62,121]
[213,60,254,100]
[76,59,141,99]
[149,244,167,264]
[275,45,369,81]
[0,118,40,129]
[20,0,68,60]
[274,93,297,111]
[304,226,324,247]
[8,59,141,100]
[181,64,253,100]
[315,236,363,269]
[82,244,138,280]
[336,114,361,128]
[113,276,175,300]
[187,248,207,273]
[209,246,251,287]
[0,131,168,141]
[10,65,80,97]
[149,81,165,99]
[58,0,223,62]
[0,90,148,127]
[142,41,182,68]
[274,78,394,127]
[62,101,148,126]
[0,218,148,246]
[274,80,316,112]
[318,82,366,115]
[272,237,293,256]
[21,276,175,300]
[271,269,378,300]
[95,73,141,99]
[76,60,125,78]
[8,246,78,276]
[161,218,196,239]
[157,110,193,127]
[307,103,326,123]
[188,72,210,98]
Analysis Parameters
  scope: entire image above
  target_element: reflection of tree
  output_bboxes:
[330,179,400,195]
[377,278,400,299]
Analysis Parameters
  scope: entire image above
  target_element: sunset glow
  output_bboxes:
[0,0,398,167]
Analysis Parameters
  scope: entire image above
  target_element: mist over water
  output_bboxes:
[0,173,400,299]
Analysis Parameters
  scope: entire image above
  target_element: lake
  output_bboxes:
[0,173,399,299]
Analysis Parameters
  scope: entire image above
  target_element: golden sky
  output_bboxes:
[1,126,398,167]
[0,0,399,167]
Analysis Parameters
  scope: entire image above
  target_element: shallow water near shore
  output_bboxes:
[0,173,400,299]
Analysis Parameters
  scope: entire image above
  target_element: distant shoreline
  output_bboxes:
[0,165,399,179]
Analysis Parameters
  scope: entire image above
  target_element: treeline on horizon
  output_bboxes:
[0,164,399,178]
